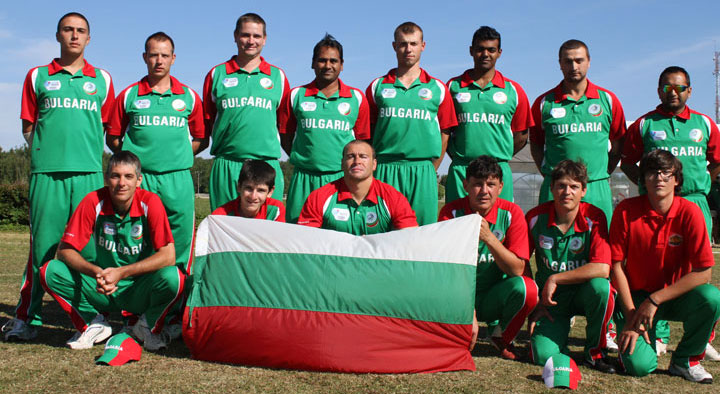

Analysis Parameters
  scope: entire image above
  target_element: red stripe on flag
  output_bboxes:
[184,306,475,373]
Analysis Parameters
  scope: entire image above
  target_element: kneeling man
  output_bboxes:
[40,151,185,350]
[212,159,285,221]
[299,140,417,235]
[611,149,720,383]
[439,156,538,360]
[526,160,616,373]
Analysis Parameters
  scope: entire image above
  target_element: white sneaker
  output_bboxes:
[669,362,713,384]
[706,343,720,362]
[66,315,112,350]
[132,315,169,351]
[605,331,618,352]
[656,339,668,356]
[2,318,38,342]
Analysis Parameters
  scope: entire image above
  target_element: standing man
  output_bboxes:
[446,26,532,203]
[366,22,457,225]
[4,12,115,341]
[526,160,616,373]
[107,32,206,274]
[298,140,417,235]
[439,156,538,360]
[530,39,626,223]
[278,34,370,223]
[611,149,720,383]
[203,13,290,211]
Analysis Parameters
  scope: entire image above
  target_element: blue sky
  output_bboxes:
[1,1,719,172]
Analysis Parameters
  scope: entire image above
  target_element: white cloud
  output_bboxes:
[4,38,57,64]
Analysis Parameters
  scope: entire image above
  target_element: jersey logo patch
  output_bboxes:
[331,208,350,222]
[134,99,151,109]
[365,212,379,227]
[650,130,667,141]
[455,92,471,103]
[493,91,507,105]
[172,99,187,112]
[418,88,433,100]
[539,235,554,249]
[381,88,396,99]
[301,102,317,112]
[222,77,239,88]
[259,77,274,89]
[668,233,683,247]
[689,128,703,143]
[588,104,602,116]
[337,102,351,116]
[83,82,97,95]
[492,230,505,241]
[550,108,566,118]
[569,237,584,254]
[44,80,61,91]
[131,224,143,240]
[103,222,117,235]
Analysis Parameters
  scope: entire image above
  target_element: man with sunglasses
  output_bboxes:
[620,66,720,358]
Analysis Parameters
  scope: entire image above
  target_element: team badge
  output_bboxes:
[134,99,151,109]
[83,82,97,95]
[493,91,507,105]
[44,80,61,91]
[455,92,471,103]
[588,104,602,116]
[539,235,554,249]
[492,230,505,241]
[569,237,584,254]
[172,99,186,112]
[650,130,667,141]
[689,128,703,143]
[331,208,350,221]
[337,102,351,116]
[131,224,143,240]
[550,108,566,118]
[301,102,317,112]
[103,222,117,235]
[418,88,433,100]
[222,77,238,88]
[381,88,396,98]
[668,233,683,247]
[365,212,379,227]
[259,77,274,89]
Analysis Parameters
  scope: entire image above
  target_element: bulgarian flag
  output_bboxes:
[183,214,480,373]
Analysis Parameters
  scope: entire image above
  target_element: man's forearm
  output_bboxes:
[650,268,711,305]
[117,243,175,279]
[57,243,102,278]
[550,262,609,285]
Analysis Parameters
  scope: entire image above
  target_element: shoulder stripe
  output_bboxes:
[321,195,334,215]
[99,69,112,106]
[141,201,149,217]
[278,68,287,97]
[30,68,39,95]
[289,87,301,110]
[95,199,104,220]
[352,88,364,107]
[370,77,382,96]
[433,79,446,102]
[528,215,538,229]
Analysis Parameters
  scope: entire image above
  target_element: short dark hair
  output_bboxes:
[471,26,501,49]
[342,140,376,160]
[551,160,588,188]
[394,21,423,41]
[238,160,275,190]
[312,33,343,62]
[658,66,691,87]
[466,155,503,181]
[558,39,589,59]
[234,13,266,36]
[145,31,175,53]
[639,149,683,194]
[57,12,90,34]
[105,151,141,178]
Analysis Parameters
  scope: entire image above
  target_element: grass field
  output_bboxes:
[1,214,720,392]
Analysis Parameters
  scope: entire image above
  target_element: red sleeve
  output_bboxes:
[297,189,325,228]
[60,193,100,252]
[586,206,610,265]
[202,68,217,134]
[704,114,720,164]
[365,80,379,132]
[502,203,530,261]
[436,80,458,131]
[606,90,627,141]
[144,192,174,250]
[437,203,455,222]
[273,199,286,223]
[510,81,533,132]
[353,88,371,140]
[107,88,130,136]
[620,118,644,166]
[386,185,418,229]
[529,95,545,145]
[188,88,206,138]
[276,87,297,135]
[100,72,115,124]
[211,199,237,216]
[20,68,38,123]
[684,202,715,269]
[276,72,291,131]
[609,201,629,262]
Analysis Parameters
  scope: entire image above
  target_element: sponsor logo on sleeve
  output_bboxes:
[650,130,667,141]
[588,103,602,116]
[301,102,317,112]
[331,208,350,221]
[668,233,683,247]
[539,234,554,249]
[222,77,238,88]
[337,102,351,116]
[381,88,396,99]
[134,99,151,109]
[131,224,143,240]
[259,77,274,89]
[550,108,566,119]
[83,82,97,95]
[455,92,471,103]
[493,91,507,105]
[171,99,187,112]
[418,88,433,100]
[689,128,703,143]
[44,80,61,91]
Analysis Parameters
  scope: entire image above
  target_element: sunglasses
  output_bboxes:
[648,170,675,182]
[661,84,689,94]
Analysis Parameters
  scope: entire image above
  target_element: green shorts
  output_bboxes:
[446,160,513,203]
[540,177,612,226]
[209,157,284,212]
[682,193,712,239]
[375,160,437,226]
[286,168,343,223]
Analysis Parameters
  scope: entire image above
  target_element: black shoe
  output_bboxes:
[584,357,616,374]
